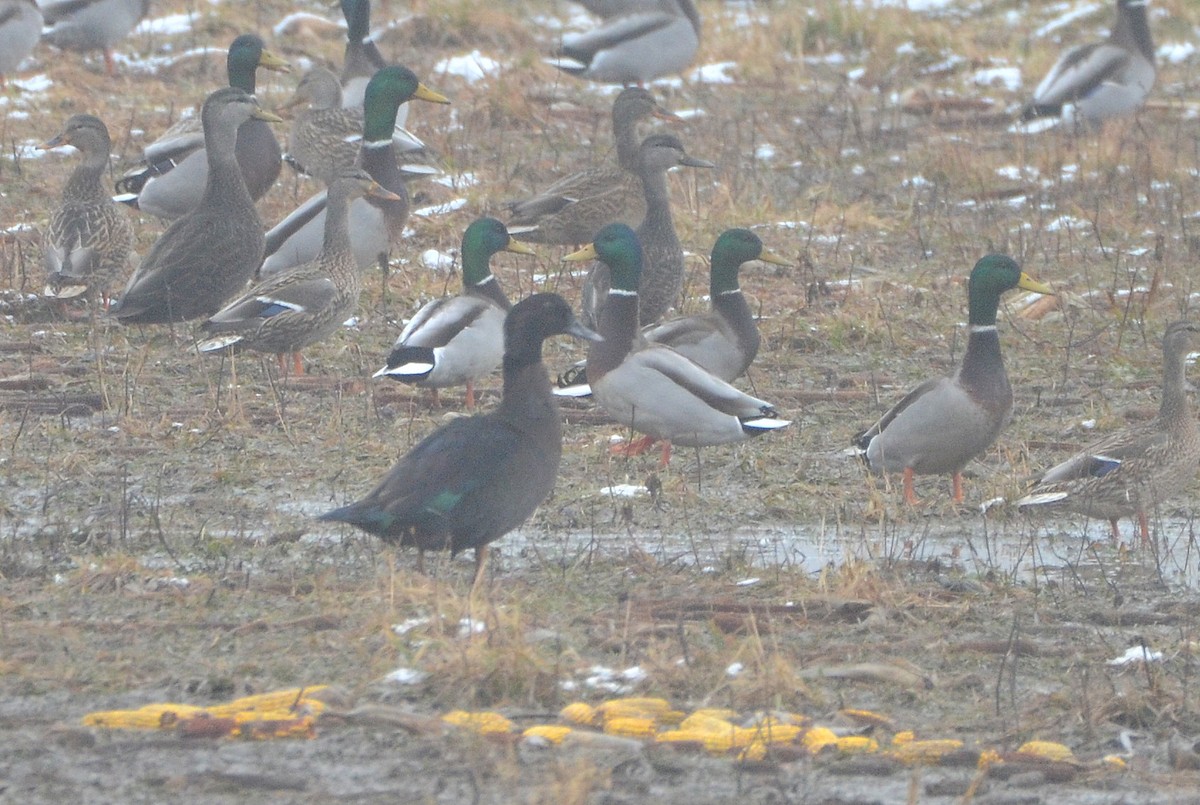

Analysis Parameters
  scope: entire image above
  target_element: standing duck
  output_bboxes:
[40,0,147,76]
[1020,0,1155,127]
[0,0,41,87]
[1017,321,1200,542]
[284,66,362,183]
[374,218,534,408]
[259,65,449,279]
[40,114,134,306]
[552,0,701,86]
[564,223,789,466]
[505,87,680,246]
[582,133,713,329]
[115,34,291,219]
[198,169,397,375]
[339,0,425,154]
[321,293,602,594]
[111,88,283,325]
[853,255,1053,505]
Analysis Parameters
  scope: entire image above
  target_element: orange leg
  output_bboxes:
[104,48,116,77]
[465,379,476,410]
[902,467,921,506]
[292,352,304,376]
[1136,510,1150,544]
[951,472,964,504]
[658,440,672,468]
[611,435,658,458]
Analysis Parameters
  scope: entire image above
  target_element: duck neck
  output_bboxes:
[228,61,257,93]
[65,146,110,202]
[957,325,1010,400]
[711,277,759,358]
[589,287,638,375]
[638,166,676,245]
[1159,345,1192,427]
[500,340,558,425]
[614,108,641,172]
[202,115,252,207]
[1116,2,1154,63]
[321,185,357,283]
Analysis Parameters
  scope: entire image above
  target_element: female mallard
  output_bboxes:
[564,223,789,466]
[0,0,41,87]
[1021,0,1154,127]
[40,114,134,305]
[582,133,713,328]
[321,293,601,594]
[552,0,701,86]
[640,228,789,381]
[111,88,283,325]
[1017,321,1200,542]
[505,87,680,246]
[40,0,147,76]
[853,255,1053,505]
[284,66,362,183]
[374,218,534,409]
[198,169,398,375]
[115,34,290,220]
[259,65,449,278]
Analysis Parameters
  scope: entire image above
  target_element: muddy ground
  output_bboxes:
[3,0,1200,802]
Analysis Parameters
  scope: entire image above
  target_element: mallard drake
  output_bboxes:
[552,0,701,85]
[1021,0,1154,127]
[111,88,283,325]
[115,34,290,220]
[339,0,425,154]
[0,0,41,87]
[560,227,788,389]
[321,293,602,593]
[853,255,1053,505]
[563,223,789,466]
[1017,321,1200,542]
[40,0,148,76]
[259,65,449,278]
[40,114,134,305]
[582,133,713,329]
[505,87,680,246]
[374,217,534,408]
[198,169,398,375]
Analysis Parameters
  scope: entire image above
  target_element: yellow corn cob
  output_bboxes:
[803,726,839,753]
[657,728,735,754]
[977,749,1002,768]
[232,709,301,724]
[835,736,879,754]
[204,686,328,717]
[597,698,681,725]
[441,710,514,735]
[737,739,769,762]
[1101,755,1127,770]
[838,708,894,729]
[745,716,803,745]
[1017,741,1074,762]
[679,711,738,734]
[602,716,658,739]
[687,708,739,722]
[892,730,916,745]
[888,739,965,764]
[82,703,207,729]
[560,702,599,727]
[523,725,573,745]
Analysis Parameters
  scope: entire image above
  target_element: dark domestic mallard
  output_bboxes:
[110,88,283,325]
[198,169,397,374]
[505,87,679,246]
[852,255,1053,505]
[374,218,534,408]
[41,114,134,305]
[321,293,602,593]
[40,0,148,76]
[562,223,789,466]
[259,65,449,278]
[582,133,713,329]
[115,34,290,219]
[1017,321,1200,542]
[1021,0,1154,127]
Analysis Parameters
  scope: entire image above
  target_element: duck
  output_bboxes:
[559,228,789,390]
[571,0,658,20]
[852,254,1053,505]
[114,34,291,220]
[258,65,449,279]
[1017,321,1200,543]
[0,0,41,87]
[562,223,789,466]
[551,0,701,86]
[198,169,398,375]
[320,293,602,594]
[40,114,134,306]
[505,87,680,246]
[40,0,148,77]
[1020,0,1155,127]
[374,217,534,408]
[582,133,713,329]
[339,0,425,154]
[110,88,283,325]
[284,66,363,183]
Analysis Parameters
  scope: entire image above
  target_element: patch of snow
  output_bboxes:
[1034,3,1103,38]
[974,66,1021,91]
[1108,646,1163,666]
[420,249,456,271]
[384,668,429,685]
[435,50,502,83]
[599,484,646,498]
[1157,41,1195,65]
[413,199,468,217]
[136,13,194,35]
[689,61,737,84]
